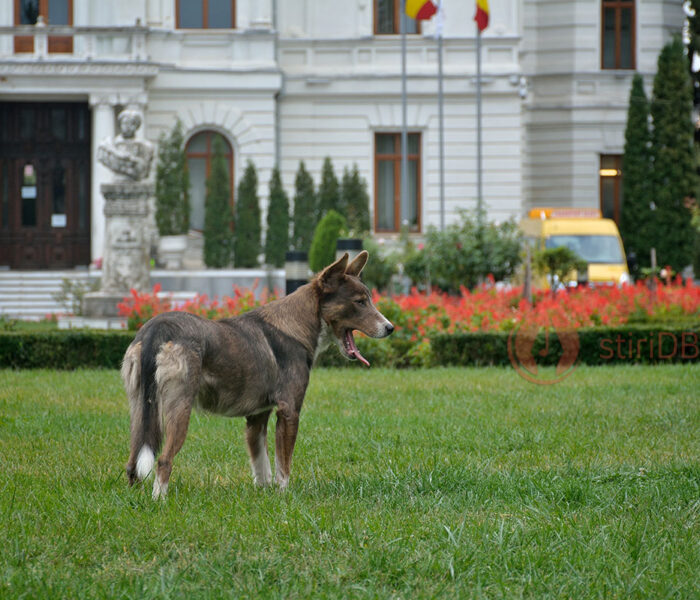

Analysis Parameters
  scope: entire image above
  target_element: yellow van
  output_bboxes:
[520,207,630,287]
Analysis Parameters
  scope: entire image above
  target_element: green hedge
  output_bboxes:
[1,325,697,369]
[0,331,134,369]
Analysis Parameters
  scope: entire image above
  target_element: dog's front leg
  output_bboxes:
[245,410,272,487]
[274,407,299,490]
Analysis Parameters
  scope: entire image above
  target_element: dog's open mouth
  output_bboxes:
[343,329,370,367]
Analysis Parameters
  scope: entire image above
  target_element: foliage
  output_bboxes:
[317,157,340,219]
[203,135,234,268]
[308,210,347,272]
[620,74,653,272]
[51,277,100,315]
[154,119,190,235]
[264,166,290,268]
[534,246,587,291]
[404,211,523,292]
[233,160,262,268]
[650,36,697,272]
[340,163,371,235]
[361,238,397,292]
[292,161,317,253]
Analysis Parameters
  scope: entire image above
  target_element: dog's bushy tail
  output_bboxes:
[122,338,163,482]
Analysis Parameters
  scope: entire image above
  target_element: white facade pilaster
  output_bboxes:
[89,97,115,262]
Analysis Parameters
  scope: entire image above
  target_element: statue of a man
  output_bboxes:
[97,109,154,181]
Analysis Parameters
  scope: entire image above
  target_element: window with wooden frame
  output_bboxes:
[14,0,73,54]
[600,155,623,224]
[176,0,236,29]
[185,131,234,231]
[601,0,635,69]
[374,0,420,35]
[374,132,421,233]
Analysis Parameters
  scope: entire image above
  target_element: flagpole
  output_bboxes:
[437,0,445,231]
[400,0,409,231]
[476,27,483,228]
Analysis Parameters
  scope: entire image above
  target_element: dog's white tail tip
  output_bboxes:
[136,445,155,480]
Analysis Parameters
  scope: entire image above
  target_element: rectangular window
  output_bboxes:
[374,132,421,232]
[599,155,623,224]
[177,0,236,29]
[601,0,635,69]
[374,0,419,35]
[14,0,73,54]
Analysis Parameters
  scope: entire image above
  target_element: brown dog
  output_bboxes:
[121,251,393,498]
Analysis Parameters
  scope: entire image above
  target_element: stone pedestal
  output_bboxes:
[83,182,153,317]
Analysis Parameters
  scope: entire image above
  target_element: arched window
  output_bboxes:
[185,131,234,231]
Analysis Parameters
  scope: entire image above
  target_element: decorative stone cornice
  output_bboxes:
[0,62,159,77]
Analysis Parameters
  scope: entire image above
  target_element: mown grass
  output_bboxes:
[0,365,698,599]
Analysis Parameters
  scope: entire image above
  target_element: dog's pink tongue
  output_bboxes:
[346,330,370,367]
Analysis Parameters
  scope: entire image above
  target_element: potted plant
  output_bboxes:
[155,119,190,268]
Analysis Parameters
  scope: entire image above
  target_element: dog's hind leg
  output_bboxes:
[152,342,200,500]
[274,405,300,490]
[245,410,272,487]
[121,341,144,486]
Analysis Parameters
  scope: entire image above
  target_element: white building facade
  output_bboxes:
[0,0,684,269]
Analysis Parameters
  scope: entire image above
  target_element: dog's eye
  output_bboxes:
[354,298,367,306]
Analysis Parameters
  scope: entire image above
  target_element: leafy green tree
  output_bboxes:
[264,166,289,268]
[620,74,653,272]
[203,136,233,268]
[233,160,261,268]
[317,157,340,219]
[292,161,317,252]
[155,119,190,235]
[534,246,587,294]
[309,210,347,272]
[650,36,697,272]
[340,164,371,235]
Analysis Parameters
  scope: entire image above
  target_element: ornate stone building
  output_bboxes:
[0,0,685,269]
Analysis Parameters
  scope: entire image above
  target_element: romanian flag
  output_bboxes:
[406,0,437,20]
[474,0,489,32]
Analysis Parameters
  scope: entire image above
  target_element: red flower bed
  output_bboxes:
[118,279,700,340]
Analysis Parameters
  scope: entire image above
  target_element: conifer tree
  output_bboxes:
[317,157,340,219]
[309,210,347,272]
[155,119,190,235]
[203,136,233,268]
[264,166,290,268]
[620,74,653,270]
[340,164,371,235]
[292,161,317,252]
[233,160,261,268]
[650,36,697,272]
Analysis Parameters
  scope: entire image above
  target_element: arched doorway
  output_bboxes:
[185,131,234,231]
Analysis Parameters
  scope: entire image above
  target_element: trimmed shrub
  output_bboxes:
[292,161,317,253]
[155,119,190,235]
[309,210,347,272]
[361,238,397,292]
[265,166,290,268]
[318,157,340,219]
[340,164,371,235]
[203,136,234,268]
[233,160,261,268]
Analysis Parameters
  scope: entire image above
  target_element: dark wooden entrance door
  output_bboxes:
[0,102,91,269]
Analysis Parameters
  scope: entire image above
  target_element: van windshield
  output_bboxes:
[545,235,624,264]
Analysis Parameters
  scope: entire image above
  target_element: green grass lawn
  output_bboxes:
[0,366,698,599]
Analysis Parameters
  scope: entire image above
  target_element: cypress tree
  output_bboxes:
[620,74,653,270]
[650,36,697,272]
[264,166,290,268]
[233,160,262,268]
[203,136,233,268]
[309,210,347,272]
[317,157,340,219]
[292,161,317,252]
[340,164,371,235]
[155,119,190,235]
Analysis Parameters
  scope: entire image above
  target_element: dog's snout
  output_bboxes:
[385,322,395,336]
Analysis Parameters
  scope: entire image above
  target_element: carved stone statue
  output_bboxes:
[97,109,154,181]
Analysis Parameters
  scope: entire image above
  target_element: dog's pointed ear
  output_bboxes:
[345,250,368,277]
[318,253,348,293]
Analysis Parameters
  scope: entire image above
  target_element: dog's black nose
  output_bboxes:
[385,323,395,335]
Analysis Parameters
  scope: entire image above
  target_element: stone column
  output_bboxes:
[89,96,115,262]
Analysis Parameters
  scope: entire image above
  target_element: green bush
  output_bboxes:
[534,246,587,290]
[155,119,190,235]
[309,210,347,272]
[340,164,371,235]
[317,157,340,219]
[292,161,317,253]
[264,166,290,268]
[361,238,397,292]
[203,136,234,268]
[233,160,262,268]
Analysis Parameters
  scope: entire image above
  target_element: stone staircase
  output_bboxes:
[0,270,99,321]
